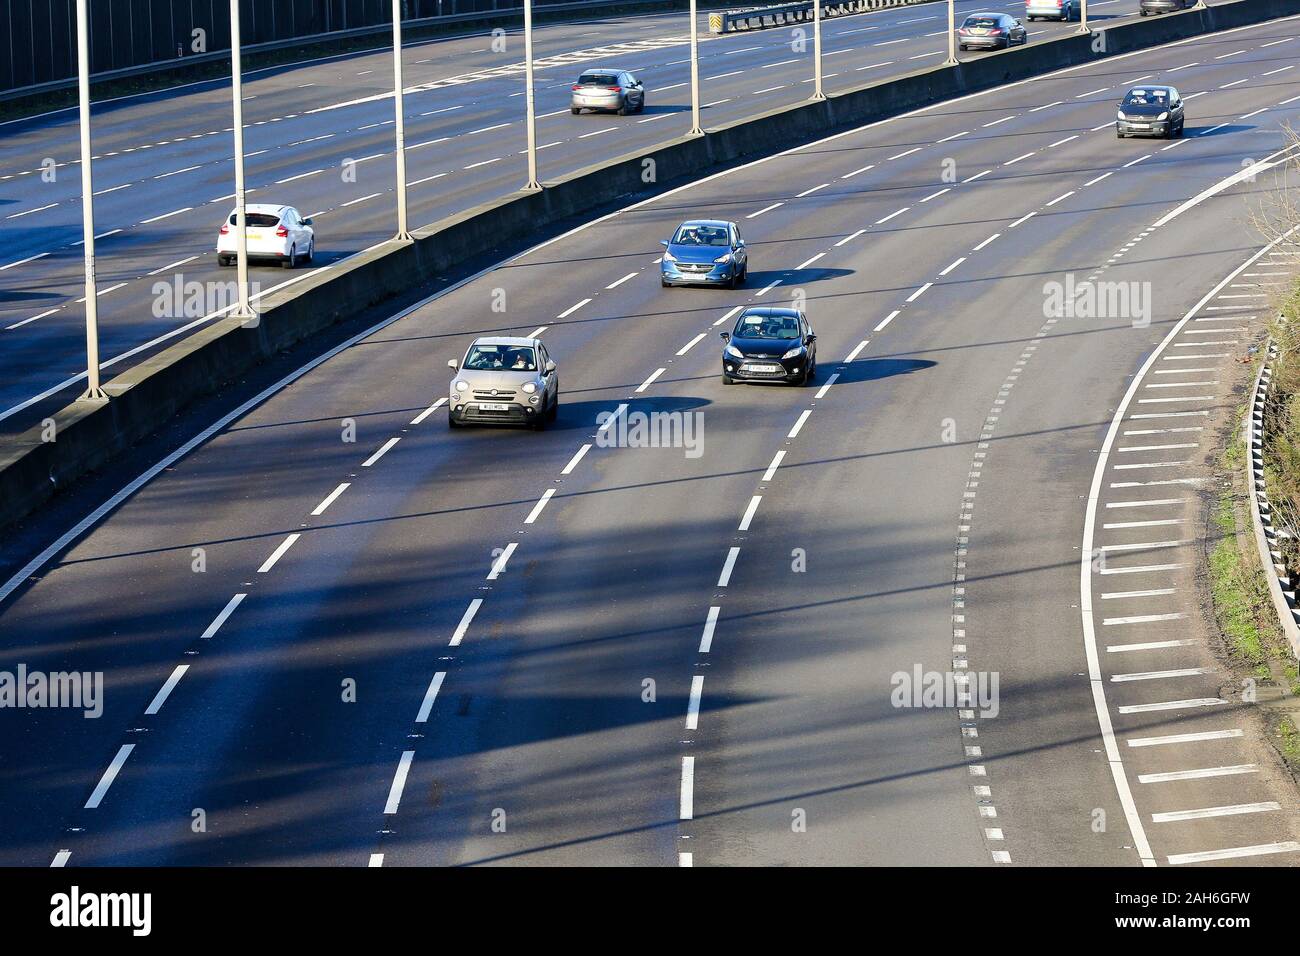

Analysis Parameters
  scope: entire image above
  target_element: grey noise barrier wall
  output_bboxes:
[0,0,1296,534]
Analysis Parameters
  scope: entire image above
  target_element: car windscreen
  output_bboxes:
[1123,89,1169,106]
[734,313,801,340]
[672,225,731,247]
[463,345,537,371]
[229,213,281,227]
[963,16,1000,27]
[578,74,619,86]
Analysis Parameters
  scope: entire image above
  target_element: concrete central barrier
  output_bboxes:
[1,0,1296,534]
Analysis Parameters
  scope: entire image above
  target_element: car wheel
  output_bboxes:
[218,255,231,267]
[1139,9,1147,14]
[548,392,559,422]
[959,44,967,51]
[661,278,671,288]
[282,246,296,269]
[1176,121,1185,137]
[304,241,314,264]
[618,100,630,116]
[571,106,580,115]
[635,96,645,114]
[722,373,734,385]
[532,409,547,431]
[448,412,461,429]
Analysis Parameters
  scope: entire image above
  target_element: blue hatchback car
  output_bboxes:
[660,220,747,289]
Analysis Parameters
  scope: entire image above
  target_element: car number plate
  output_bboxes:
[1130,123,1149,129]
[748,364,781,373]
[478,403,510,411]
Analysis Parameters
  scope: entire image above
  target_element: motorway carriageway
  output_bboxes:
[1,13,1299,866]
[0,0,1183,436]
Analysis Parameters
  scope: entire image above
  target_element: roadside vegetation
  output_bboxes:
[1213,143,1300,772]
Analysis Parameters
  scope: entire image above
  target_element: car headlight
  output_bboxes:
[662,250,676,263]
[781,346,805,360]
[1116,110,1126,120]
[522,382,537,394]
[455,380,469,393]
[725,345,743,359]
[714,253,732,264]
[1156,111,1168,121]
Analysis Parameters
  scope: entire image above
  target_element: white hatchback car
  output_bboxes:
[217,203,314,269]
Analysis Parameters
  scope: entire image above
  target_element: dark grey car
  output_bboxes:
[570,69,645,115]
[1116,85,1185,138]
[1140,0,1189,14]
[957,13,1028,50]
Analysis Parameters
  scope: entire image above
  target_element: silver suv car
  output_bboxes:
[448,336,559,430]
[571,68,645,115]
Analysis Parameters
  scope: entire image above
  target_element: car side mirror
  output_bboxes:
[447,359,458,370]
[720,332,730,342]
[660,239,669,247]
[545,360,556,373]
[806,333,817,344]
[302,217,313,226]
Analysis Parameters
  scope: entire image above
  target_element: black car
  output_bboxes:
[720,307,817,385]
[1116,85,1185,139]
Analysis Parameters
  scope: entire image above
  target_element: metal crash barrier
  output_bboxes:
[709,0,933,33]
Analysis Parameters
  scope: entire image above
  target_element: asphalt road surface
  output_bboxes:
[1,0,1185,437]
[1,11,1299,866]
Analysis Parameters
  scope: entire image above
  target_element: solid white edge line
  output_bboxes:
[1078,230,1294,869]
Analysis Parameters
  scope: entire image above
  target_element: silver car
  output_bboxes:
[570,68,645,115]
[448,337,559,430]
